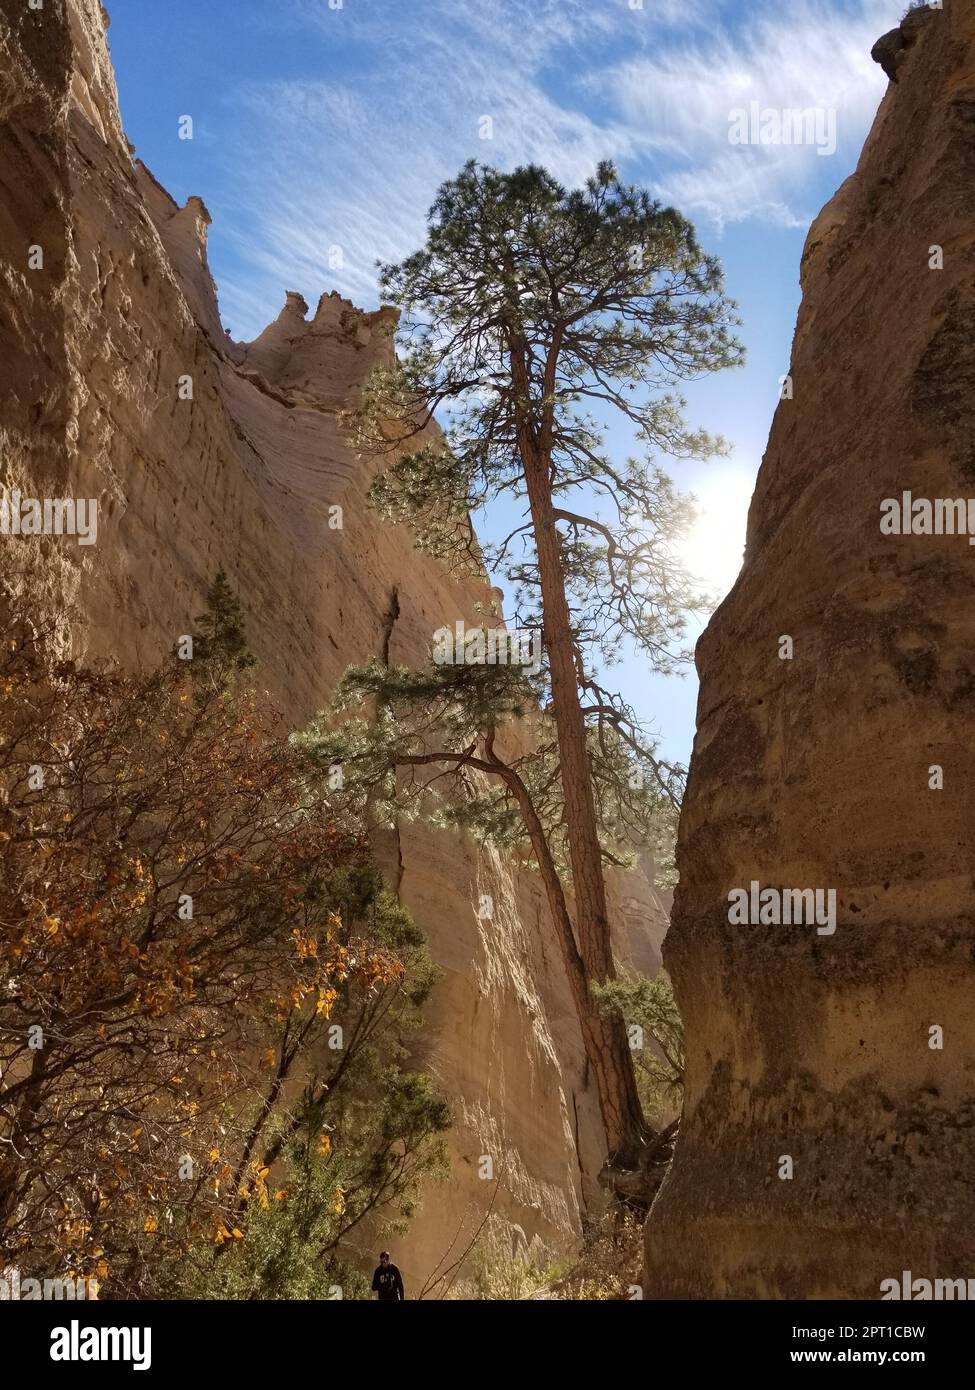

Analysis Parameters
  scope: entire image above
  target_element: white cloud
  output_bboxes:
[641,0,715,27]
[218,0,638,335]
[212,0,908,338]
[602,0,905,227]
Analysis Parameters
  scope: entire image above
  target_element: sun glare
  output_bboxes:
[678,466,755,601]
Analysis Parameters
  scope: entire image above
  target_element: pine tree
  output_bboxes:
[318,160,743,1170]
[189,569,256,682]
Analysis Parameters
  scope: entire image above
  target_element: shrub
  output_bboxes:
[0,611,448,1297]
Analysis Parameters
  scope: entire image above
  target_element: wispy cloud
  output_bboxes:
[213,0,906,337]
[218,0,637,334]
[603,0,903,228]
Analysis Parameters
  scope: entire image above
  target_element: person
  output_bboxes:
[371,1250,405,1302]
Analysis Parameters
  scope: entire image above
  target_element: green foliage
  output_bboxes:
[296,656,677,879]
[171,1071,450,1301]
[187,569,256,683]
[592,968,684,1128]
[149,857,449,1300]
[164,1160,372,1302]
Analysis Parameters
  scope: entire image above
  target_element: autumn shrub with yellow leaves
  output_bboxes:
[0,589,449,1298]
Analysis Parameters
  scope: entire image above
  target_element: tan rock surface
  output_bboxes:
[645,1,975,1299]
[0,0,669,1292]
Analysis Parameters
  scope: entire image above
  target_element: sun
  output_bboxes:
[678,465,755,601]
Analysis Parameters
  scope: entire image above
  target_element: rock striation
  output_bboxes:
[0,0,668,1290]
[646,1,975,1299]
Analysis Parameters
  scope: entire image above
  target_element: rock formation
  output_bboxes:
[871,4,931,84]
[646,1,975,1298]
[0,0,668,1290]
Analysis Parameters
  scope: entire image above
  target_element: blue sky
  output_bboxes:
[106,0,907,764]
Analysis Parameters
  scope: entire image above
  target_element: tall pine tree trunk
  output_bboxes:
[516,423,646,1165]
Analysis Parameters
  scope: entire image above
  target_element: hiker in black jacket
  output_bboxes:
[371,1251,405,1302]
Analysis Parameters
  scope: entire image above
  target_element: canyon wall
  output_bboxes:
[0,0,668,1292]
[646,1,975,1298]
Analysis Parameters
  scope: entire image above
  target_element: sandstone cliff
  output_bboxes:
[646,1,975,1298]
[0,0,668,1290]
